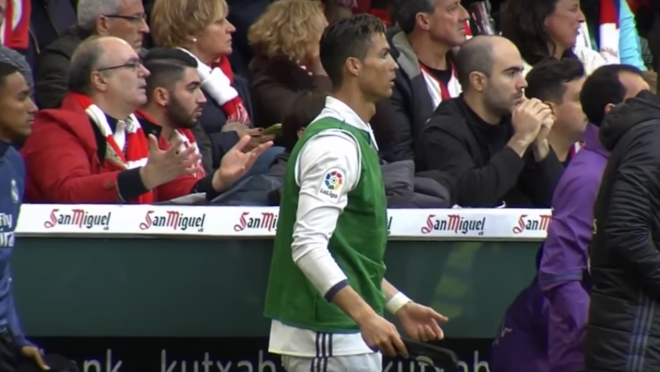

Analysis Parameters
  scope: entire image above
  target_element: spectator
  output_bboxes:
[138,48,273,191]
[21,36,267,204]
[586,69,657,372]
[371,0,470,162]
[500,0,606,74]
[578,0,645,68]
[150,0,278,172]
[248,0,331,129]
[524,58,587,165]
[416,36,563,207]
[35,0,149,109]
[0,61,80,372]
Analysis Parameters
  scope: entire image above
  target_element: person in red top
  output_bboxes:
[136,48,209,179]
[21,35,272,204]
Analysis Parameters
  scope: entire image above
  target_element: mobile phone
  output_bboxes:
[262,123,282,136]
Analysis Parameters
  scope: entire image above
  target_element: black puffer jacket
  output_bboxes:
[586,90,660,372]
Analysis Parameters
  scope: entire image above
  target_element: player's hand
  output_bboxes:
[396,302,448,342]
[358,313,408,358]
[21,346,50,370]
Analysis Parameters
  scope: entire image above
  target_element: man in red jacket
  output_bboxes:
[21,35,271,204]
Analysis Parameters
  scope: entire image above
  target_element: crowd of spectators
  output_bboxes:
[0,0,658,208]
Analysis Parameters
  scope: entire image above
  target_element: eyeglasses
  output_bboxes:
[103,13,147,24]
[96,60,142,73]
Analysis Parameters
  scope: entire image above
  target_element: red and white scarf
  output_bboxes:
[70,92,153,203]
[180,49,250,125]
[0,0,30,49]
[576,0,619,64]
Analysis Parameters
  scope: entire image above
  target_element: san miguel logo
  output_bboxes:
[43,209,112,230]
[233,211,277,232]
[139,210,206,232]
[420,214,486,235]
[512,214,551,234]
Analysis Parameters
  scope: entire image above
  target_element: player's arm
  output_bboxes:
[291,132,376,322]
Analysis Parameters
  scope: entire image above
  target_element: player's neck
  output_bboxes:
[407,32,451,70]
[331,89,376,125]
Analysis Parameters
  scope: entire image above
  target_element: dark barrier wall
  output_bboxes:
[12,238,539,371]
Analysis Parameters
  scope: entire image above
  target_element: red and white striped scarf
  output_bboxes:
[180,49,250,125]
[0,0,30,49]
[576,0,620,63]
[70,92,153,203]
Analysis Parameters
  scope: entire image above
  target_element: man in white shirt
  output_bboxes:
[264,14,449,372]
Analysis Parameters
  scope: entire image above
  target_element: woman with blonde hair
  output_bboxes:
[150,0,278,174]
[248,0,332,129]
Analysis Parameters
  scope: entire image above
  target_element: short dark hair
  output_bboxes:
[143,48,198,102]
[455,36,495,89]
[525,58,585,103]
[68,36,106,94]
[580,64,643,126]
[319,14,387,87]
[282,91,327,152]
[392,0,435,34]
[0,61,21,91]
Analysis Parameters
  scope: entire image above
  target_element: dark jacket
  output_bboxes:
[197,74,253,170]
[269,153,452,207]
[416,95,563,207]
[371,28,449,162]
[34,26,90,109]
[249,55,332,129]
[586,90,660,372]
[0,140,31,349]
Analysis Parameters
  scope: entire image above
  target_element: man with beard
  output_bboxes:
[416,35,564,207]
[138,48,209,180]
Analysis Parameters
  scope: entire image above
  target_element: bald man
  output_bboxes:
[416,35,563,208]
[21,36,266,204]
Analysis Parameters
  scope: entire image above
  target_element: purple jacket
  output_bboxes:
[539,124,608,372]
[490,124,608,372]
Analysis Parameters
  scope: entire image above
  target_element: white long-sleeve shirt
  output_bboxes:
[268,96,380,358]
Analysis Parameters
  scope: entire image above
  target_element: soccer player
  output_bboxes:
[264,14,448,371]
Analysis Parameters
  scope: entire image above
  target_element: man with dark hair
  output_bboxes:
[583,65,660,372]
[264,14,448,372]
[370,0,470,162]
[417,35,564,207]
[0,62,79,372]
[525,58,587,164]
[490,64,646,372]
[21,36,270,204]
[138,48,272,190]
